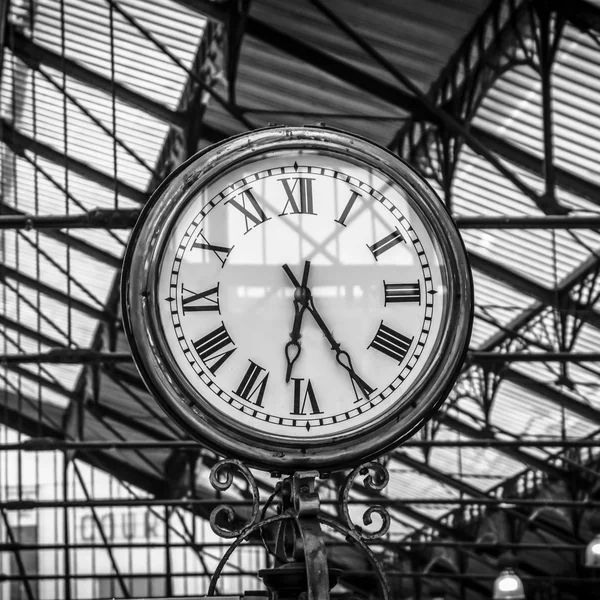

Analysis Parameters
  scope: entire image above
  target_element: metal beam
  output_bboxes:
[469,351,600,363]
[4,348,600,365]
[6,25,185,128]
[560,0,600,34]
[5,209,600,230]
[456,215,600,229]
[0,119,148,204]
[0,204,123,268]
[0,208,140,230]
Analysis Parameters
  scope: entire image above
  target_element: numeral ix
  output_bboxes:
[181,284,219,314]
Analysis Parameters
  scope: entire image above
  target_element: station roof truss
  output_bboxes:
[2,0,600,597]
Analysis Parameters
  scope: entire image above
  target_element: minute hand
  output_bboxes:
[305,296,374,398]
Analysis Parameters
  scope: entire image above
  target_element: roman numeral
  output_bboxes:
[279,177,316,215]
[181,284,219,314]
[368,228,404,260]
[335,190,361,226]
[290,378,322,415]
[192,230,232,267]
[226,188,270,233]
[369,322,413,364]
[192,323,236,374]
[235,360,269,407]
[384,282,421,305]
[350,373,375,404]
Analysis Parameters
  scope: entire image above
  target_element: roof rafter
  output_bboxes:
[0,204,122,268]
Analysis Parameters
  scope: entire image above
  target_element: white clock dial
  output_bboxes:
[123,127,472,471]
[157,153,442,440]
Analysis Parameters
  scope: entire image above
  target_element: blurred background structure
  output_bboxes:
[2,0,600,597]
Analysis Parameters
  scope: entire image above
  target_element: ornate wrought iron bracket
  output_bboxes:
[206,459,392,599]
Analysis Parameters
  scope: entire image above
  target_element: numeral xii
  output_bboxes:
[279,177,315,215]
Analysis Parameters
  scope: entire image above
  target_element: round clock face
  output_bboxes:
[123,127,472,472]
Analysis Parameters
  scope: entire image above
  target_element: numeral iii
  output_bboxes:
[384,282,421,305]
[369,322,413,364]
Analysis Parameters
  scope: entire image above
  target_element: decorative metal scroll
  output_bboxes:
[206,459,391,600]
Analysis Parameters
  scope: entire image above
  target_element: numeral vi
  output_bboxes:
[291,378,322,415]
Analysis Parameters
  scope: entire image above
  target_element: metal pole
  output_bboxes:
[5,437,600,451]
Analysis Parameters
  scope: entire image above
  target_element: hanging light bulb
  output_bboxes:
[585,533,600,567]
[429,582,446,599]
[493,567,525,600]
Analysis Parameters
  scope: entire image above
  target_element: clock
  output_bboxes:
[122,126,473,473]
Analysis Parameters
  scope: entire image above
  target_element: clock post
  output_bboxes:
[204,459,391,600]
[121,125,473,599]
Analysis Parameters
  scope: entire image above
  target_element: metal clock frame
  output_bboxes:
[121,125,473,473]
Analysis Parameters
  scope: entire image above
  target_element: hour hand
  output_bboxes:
[283,262,311,382]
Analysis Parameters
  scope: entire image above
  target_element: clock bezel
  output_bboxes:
[122,126,473,473]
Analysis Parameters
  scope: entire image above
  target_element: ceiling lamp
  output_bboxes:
[493,567,525,600]
[585,533,600,567]
[429,583,446,599]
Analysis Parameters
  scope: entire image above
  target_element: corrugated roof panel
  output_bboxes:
[470,316,501,349]
[491,377,598,438]
[458,158,599,286]
[552,24,600,187]
[0,150,131,256]
[1,284,98,349]
[1,54,155,192]
[471,270,537,346]
[1,229,116,313]
[0,372,70,408]
[452,147,541,217]
[385,467,461,522]
[33,0,205,110]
